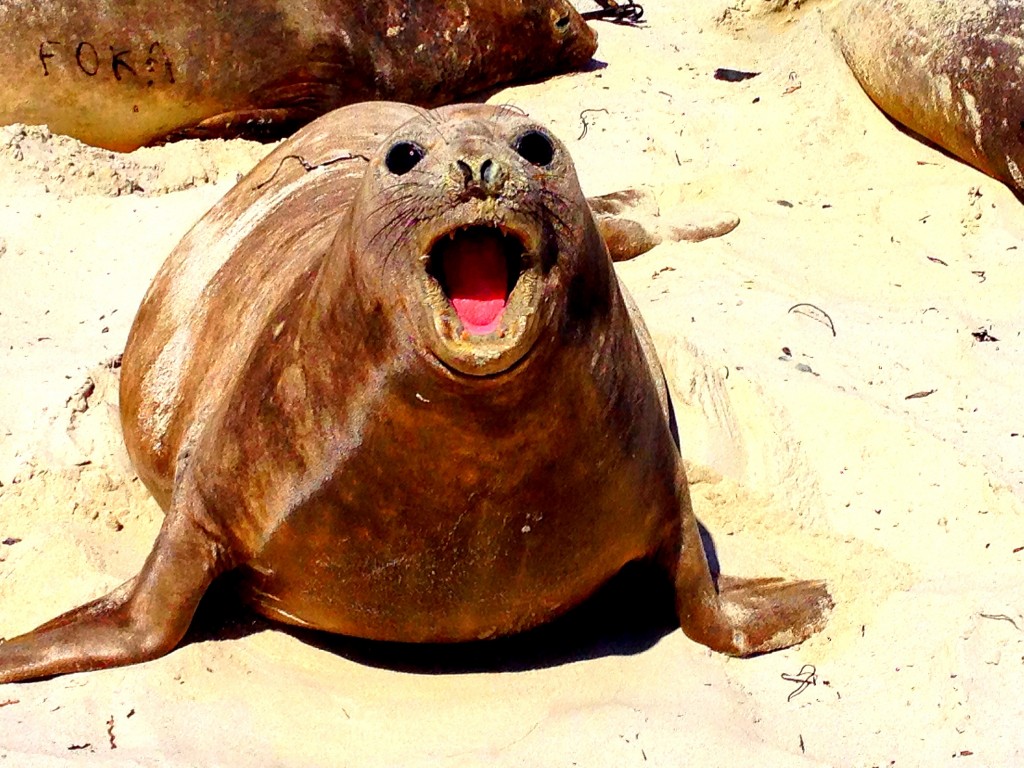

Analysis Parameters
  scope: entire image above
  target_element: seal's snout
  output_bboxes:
[455,157,505,199]
[427,225,524,335]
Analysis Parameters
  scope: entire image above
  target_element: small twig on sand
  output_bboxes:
[788,303,836,337]
[782,664,818,702]
[578,108,610,140]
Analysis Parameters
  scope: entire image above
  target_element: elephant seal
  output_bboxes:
[0,102,830,683]
[837,0,1024,194]
[0,0,596,152]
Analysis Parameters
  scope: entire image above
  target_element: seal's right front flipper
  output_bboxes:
[587,188,740,262]
[0,512,224,684]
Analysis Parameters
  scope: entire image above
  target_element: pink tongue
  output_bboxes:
[440,234,509,335]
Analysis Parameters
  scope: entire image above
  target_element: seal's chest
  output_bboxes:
[232,357,669,641]
[238,421,660,642]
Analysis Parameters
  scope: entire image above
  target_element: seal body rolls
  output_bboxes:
[0,102,831,682]
[837,0,1024,193]
[0,0,596,151]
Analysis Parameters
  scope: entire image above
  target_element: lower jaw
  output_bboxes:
[415,255,545,374]
[426,303,542,377]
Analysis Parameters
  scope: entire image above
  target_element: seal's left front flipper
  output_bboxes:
[588,188,740,262]
[712,575,833,655]
[0,510,224,684]
[658,480,832,657]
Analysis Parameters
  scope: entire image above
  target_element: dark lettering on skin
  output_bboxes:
[38,41,61,76]
[145,42,176,85]
[110,47,137,80]
[38,38,176,84]
[75,41,99,75]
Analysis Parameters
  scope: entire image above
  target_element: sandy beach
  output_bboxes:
[2,1,1022,764]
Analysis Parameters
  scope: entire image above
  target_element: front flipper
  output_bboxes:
[712,575,832,654]
[588,188,740,262]
[661,482,832,657]
[154,107,314,145]
[0,509,227,683]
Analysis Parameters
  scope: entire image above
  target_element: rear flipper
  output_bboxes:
[587,188,740,262]
[0,510,225,683]
[662,483,832,657]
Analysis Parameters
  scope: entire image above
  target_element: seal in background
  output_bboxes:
[0,0,597,151]
[837,0,1024,194]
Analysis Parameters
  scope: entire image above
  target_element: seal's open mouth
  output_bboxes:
[418,215,545,377]
[427,225,525,336]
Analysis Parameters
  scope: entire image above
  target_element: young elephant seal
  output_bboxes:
[0,0,596,151]
[0,103,831,683]
[837,0,1024,194]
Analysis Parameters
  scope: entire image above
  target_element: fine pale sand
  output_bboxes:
[2,1,1022,764]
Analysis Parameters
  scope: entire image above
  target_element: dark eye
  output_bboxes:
[385,141,425,175]
[514,130,555,167]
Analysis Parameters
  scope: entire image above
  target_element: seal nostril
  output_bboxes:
[457,159,473,186]
[480,159,496,185]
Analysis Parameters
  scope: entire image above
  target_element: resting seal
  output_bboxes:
[0,0,596,151]
[837,0,1024,193]
[0,102,830,682]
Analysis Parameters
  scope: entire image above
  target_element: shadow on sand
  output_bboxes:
[184,558,680,675]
